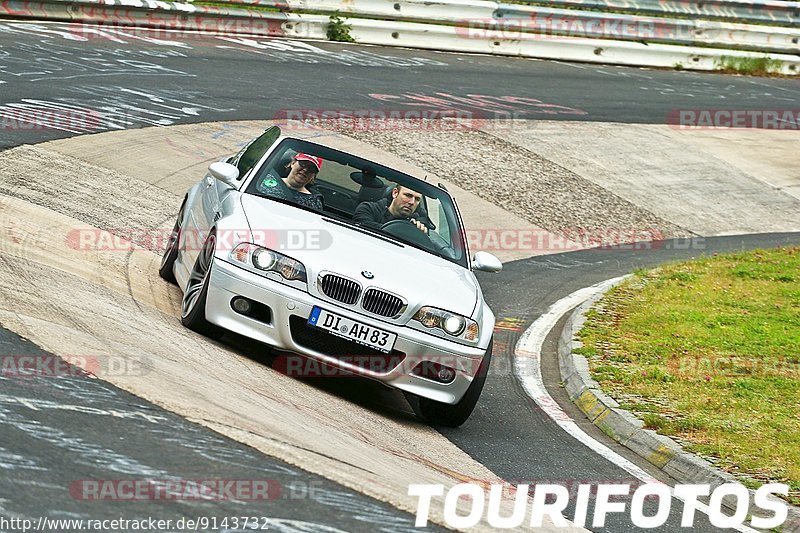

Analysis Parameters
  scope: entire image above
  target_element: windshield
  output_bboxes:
[244,138,468,268]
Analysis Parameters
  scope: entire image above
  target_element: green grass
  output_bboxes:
[327,13,355,43]
[577,247,800,504]
[714,56,785,76]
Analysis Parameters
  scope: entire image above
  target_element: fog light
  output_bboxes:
[412,362,457,384]
[231,297,251,314]
[437,367,456,383]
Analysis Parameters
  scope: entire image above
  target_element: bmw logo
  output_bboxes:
[361,270,374,279]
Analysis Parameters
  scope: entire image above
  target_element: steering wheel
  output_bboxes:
[380,219,435,249]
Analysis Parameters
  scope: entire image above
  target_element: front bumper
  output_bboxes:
[205,259,487,405]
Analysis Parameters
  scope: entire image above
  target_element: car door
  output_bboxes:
[182,171,222,269]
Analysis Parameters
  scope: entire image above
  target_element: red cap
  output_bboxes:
[295,153,323,171]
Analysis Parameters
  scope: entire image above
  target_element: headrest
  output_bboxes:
[351,167,384,189]
[277,156,293,179]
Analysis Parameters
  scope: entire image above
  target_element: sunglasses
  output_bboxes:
[296,160,319,173]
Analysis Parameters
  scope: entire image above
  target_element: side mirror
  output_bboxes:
[472,251,503,273]
[209,162,239,188]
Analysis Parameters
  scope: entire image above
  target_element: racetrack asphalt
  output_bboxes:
[1,19,799,532]
[1,19,799,151]
[0,328,439,533]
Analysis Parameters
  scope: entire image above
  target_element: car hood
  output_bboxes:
[240,195,479,316]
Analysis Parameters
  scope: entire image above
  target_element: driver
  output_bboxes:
[353,184,433,233]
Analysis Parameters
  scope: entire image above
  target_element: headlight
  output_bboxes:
[252,248,278,271]
[229,243,307,282]
[443,315,466,336]
[412,306,478,341]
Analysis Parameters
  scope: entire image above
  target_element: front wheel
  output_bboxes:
[181,231,223,339]
[406,338,493,428]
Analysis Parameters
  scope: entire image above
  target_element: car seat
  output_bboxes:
[351,168,385,205]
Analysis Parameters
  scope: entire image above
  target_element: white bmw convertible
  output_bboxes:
[160,126,502,426]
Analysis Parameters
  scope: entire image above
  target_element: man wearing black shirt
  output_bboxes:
[353,184,433,233]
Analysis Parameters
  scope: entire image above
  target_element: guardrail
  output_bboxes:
[1,0,798,74]
[241,0,800,26]
[516,0,800,26]
[248,0,800,54]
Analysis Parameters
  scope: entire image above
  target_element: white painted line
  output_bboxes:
[103,27,192,48]
[513,277,758,532]
[514,277,656,478]
[0,394,168,423]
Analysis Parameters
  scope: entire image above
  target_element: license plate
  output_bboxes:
[308,307,397,353]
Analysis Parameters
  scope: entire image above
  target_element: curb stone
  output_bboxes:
[558,277,800,530]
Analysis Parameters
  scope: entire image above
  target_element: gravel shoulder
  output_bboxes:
[485,121,800,236]
[335,125,693,248]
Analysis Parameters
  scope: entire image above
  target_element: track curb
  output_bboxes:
[557,277,800,530]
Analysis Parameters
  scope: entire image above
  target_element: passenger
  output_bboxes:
[257,153,324,211]
[354,184,433,234]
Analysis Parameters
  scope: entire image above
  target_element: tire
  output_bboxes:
[407,337,493,428]
[180,231,224,339]
[158,200,185,284]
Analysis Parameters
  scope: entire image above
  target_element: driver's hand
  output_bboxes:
[410,218,428,234]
